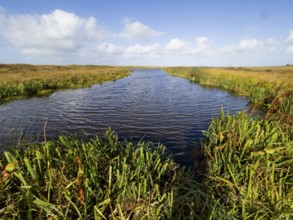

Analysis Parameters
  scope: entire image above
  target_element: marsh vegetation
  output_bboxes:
[0,65,292,219]
[0,64,129,103]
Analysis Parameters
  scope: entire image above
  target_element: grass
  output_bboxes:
[0,65,292,218]
[162,66,293,219]
[163,66,293,113]
[201,110,293,219]
[0,129,198,219]
[0,64,129,103]
[0,118,292,219]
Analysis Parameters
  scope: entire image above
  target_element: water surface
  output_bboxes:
[0,70,247,163]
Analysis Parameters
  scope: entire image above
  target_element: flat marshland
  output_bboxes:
[0,65,292,219]
[0,64,129,103]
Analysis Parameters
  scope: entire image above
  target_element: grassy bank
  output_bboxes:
[0,123,292,219]
[0,64,129,103]
[162,66,293,218]
[163,66,293,115]
[0,130,199,219]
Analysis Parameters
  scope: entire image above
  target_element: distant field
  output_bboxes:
[0,64,129,102]
[0,64,128,84]
[164,66,293,116]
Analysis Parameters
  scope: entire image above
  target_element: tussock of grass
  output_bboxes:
[202,110,293,219]
[1,119,292,219]
[0,64,129,103]
[1,129,207,219]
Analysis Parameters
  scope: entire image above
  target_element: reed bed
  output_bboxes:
[0,64,129,103]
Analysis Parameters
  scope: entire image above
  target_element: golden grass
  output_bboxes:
[205,66,293,89]
[0,64,127,84]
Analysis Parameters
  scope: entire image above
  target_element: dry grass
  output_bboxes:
[205,66,293,89]
[0,64,127,84]
[0,64,129,102]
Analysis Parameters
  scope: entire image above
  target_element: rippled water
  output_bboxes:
[0,70,247,163]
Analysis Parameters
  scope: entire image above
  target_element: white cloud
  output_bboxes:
[97,43,124,55]
[125,43,160,55]
[0,9,105,55]
[164,38,190,51]
[285,29,293,43]
[237,39,261,51]
[120,18,163,40]
[189,37,211,54]
[164,37,211,54]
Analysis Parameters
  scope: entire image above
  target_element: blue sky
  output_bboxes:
[0,0,293,66]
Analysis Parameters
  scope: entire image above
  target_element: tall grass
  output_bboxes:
[1,118,292,219]
[162,66,293,218]
[163,66,293,113]
[0,130,175,219]
[202,110,293,219]
[0,64,129,103]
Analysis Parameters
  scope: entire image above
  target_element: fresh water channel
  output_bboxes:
[0,69,248,164]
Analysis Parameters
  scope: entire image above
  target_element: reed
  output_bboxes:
[0,64,129,103]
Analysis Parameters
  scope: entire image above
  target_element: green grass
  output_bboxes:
[0,65,292,218]
[0,64,129,103]
[163,66,293,114]
[0,129,199,219]
[202,110,293,219]
[1,118,292,219]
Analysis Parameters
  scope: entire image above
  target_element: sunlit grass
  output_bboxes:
[163,66,293,113]
[1,120,292,219]
[0,64,129,103]
[0,129,195,219]
[202,110,293,219]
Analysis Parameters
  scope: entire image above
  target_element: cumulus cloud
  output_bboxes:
[164,37,211,54]
[97,43,124,55]
[164,38,190,51]
[0,9,105,55]
[190,37,211,53]
[125,43,160,55]
[120,18,163,40]
[237,38,261,51]
[285,29,293,43]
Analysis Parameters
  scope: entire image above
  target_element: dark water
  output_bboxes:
[0,70,247,163]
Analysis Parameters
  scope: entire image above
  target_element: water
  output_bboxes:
[0,70,247,163]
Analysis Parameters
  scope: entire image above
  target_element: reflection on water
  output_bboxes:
[0,70,247,163]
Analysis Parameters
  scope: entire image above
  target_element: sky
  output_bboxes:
[0,0,293,66]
